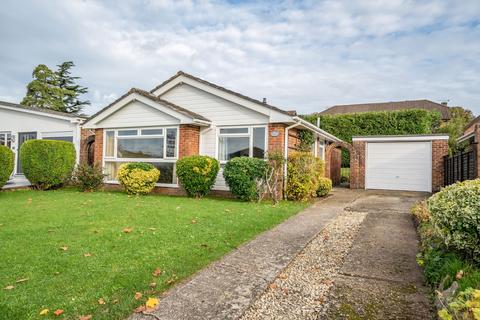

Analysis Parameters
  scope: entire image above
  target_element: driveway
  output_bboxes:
[131,189,433,320]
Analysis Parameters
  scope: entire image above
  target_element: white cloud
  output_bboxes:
[0,0,479,115]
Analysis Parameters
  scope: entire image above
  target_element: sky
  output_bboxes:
[0,0,479,116]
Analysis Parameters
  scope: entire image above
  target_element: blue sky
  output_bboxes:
[0,0,479,115]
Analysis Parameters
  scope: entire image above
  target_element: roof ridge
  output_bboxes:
[150,70,296,116]
[0,100,86,119]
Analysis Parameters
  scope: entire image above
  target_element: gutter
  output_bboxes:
[292,116,341,142]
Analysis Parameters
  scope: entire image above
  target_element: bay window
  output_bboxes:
[103,127,178,185]
[218,126,266,161]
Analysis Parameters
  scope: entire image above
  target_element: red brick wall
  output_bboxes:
[352,141,365,189]
[79,128,95,164]
[179,125,200,158]
[432,139,449,191]
[94,129,103,165]
[268,123,285,154]
[287,128,301,154]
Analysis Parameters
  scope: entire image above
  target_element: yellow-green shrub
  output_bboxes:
[438,288,480,320]
[117,162,160,195]
[286,152,322,201]
[176,155,219,198]
[317,177,332,197]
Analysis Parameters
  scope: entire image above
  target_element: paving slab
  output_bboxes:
[129,188,360,320]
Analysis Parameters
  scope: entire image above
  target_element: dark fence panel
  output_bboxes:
[444,149,477,186]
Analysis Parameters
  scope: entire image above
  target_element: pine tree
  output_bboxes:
[56,61,90,113]
[21,61,90,114]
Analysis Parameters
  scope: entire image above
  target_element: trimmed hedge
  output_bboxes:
[223,157,267,201]
[176,155,220,198]
[20,140,76,190]
[117,162,160,195]
[0,145,14,189]
[303,109,441,166]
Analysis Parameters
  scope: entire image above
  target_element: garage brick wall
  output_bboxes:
[432,140,449,191]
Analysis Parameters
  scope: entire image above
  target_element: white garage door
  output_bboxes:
[366,142,432,192]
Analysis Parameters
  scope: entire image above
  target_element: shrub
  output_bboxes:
[303,109,441,166]
[258,151,285,204]
[286,152,322,201]
[438,288,480,320]
[411,200,431,224]
[223,157,267,201]
[317,177,332,197]
[20,140,76,190]
[427,179,480,261]
[0,145,14,189]
[176,155,219,198]
[117,162,160,195]
[73,163,105,192]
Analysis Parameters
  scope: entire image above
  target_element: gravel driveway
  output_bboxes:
[241,190,433,320]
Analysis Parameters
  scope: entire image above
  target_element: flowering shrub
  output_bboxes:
[176,155,219,198]
[117,162,160,195]
[73,163,105,192]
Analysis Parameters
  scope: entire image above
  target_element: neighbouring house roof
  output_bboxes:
[319,100,451,120]
[0,100,86,121]
[83,88,211,127]
[465,115,480,131]
[150,71,297,117]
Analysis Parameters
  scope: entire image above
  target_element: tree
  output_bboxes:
[437,106,474,153]
[21,61,89,114]
[56,61,90,113]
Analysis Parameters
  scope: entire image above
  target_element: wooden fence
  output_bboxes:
[444,149,477,186]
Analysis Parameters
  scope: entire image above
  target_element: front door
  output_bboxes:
[17,132,37,174]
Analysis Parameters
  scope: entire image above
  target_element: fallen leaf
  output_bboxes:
[278,274,288,280]
[123,227,133,233]
[16,278,29,283]
[456,270,464,280]
[175,206,181,210]
[145,297,159,309]
[164,278,176,286]
[98,298,105,305]
[53,309,64,316]
[134,292,142,300]
[148,227,156,231]
[4,285,14,290]
[79,315,92,320]
[225,209,231,213]
[190,219,197,224]
[83,253,92,257]
[112,299,119,304]
[39,309,49,315]
[54,272,60,276]
[283,288,289,295]
[268,283,278,290]
[59,246,68,251]
[134,305,147,313]
[152,268,162,277]
[149,282,157,288]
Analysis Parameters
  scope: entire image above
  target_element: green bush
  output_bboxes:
[438,288,480,320]
[286,152,322,201]
[0,145,14,189]
[117,162,160,195]
[223,157,267,201]
[73,163,105,192]
[427,179,480,261]
[317,177,332,197]
[20,140,76,190]
[176,155,219,198]
[303,109,441,166]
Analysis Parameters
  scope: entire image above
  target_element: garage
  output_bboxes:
[350,135,450,192]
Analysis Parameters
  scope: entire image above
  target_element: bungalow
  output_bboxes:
[81,71,341,194]
[0,101,84,177]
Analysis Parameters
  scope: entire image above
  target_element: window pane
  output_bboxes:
[166,128,177,157]
[104,162,120,181]
[118,129,137,136]
[141,129,163,135]
[253,127,266,158]
[219,128,248,134]
[218,136,250,161]
[6,133,11,148]
[150,162,176,184]
[105,131,115,157]
[0,134,5,146]
[117,138,164,158]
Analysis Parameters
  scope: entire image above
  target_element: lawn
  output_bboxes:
[0,189,306,320]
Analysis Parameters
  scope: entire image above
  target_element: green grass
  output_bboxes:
[0,189,306,319]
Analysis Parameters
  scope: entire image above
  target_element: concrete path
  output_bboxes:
[130,188,360,320]
[324,190,434,319]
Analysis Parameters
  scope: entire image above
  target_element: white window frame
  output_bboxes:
[103,126,179,187]
[215,125,268,164]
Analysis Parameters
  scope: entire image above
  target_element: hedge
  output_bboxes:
[176,155,219,198]
[303,109,441,166]
[0,145,14,189]
[223,157,267,201]
[20,140,76,190]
